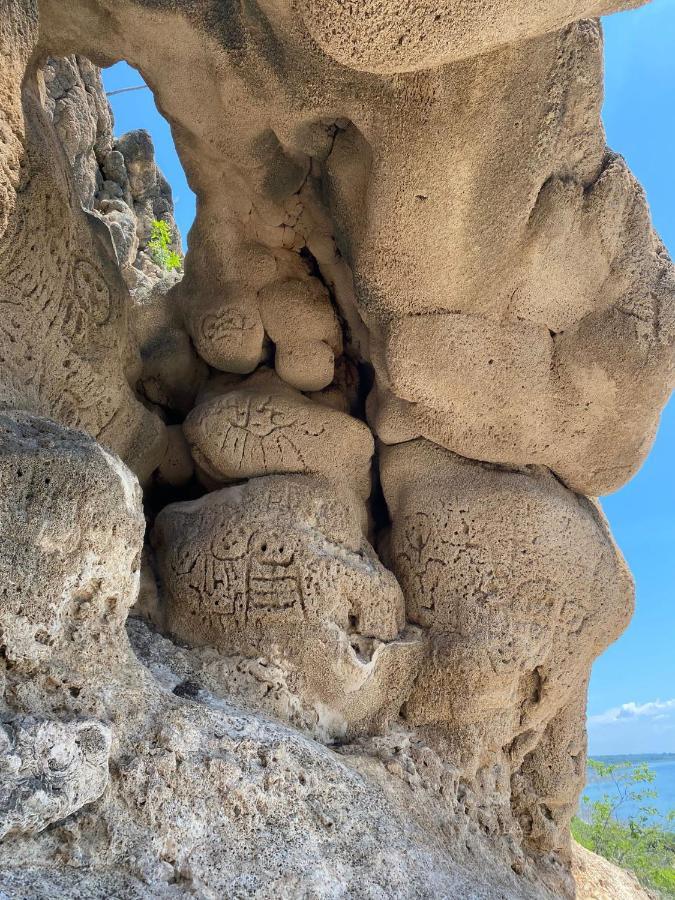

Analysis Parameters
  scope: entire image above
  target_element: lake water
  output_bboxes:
[579,754,675,822]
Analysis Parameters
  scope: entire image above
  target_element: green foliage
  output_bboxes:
[571,758,675,896]
[147,218,182,272]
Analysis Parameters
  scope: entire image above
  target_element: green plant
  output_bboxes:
[147,218,182,272]
[572,758,675,896]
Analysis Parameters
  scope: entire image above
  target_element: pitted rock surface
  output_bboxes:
[0,717,111,840]
[0,0,672,896]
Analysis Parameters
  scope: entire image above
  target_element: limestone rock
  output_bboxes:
[43,56,113,209]
[1,0,673,895]
[374,154,675,495]
[0,0,38,243]
[0,412,144,670]
[113,128,181,270]
[152,475,418,737]
[157,424,194,488]
[0,72,166,481]
[258,277,343,391]
[0,412,545,896]
[43,57,182,293]
[0,716,111,840]
[130,279,207,415]
[572,841,653,899]
[38,4,675,498]
[181,266,343,391]
[297,0,648,73]
[381,439,633,753]
[183,368,373,497]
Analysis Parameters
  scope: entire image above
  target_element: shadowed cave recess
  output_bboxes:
[0,1,673,898]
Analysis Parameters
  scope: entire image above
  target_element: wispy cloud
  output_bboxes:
[589,698,675,726]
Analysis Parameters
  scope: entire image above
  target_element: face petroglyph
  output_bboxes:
[152,475,404,644]
[0,0,672,896]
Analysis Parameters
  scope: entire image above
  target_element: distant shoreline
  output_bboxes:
[589,753,675,761]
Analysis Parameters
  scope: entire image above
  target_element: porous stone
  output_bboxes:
[296,0,648,73]
[0,411,144,669]
[572,841,653,899]
[0,0,673,895]
[151,475,421,738]
[157,424,194,488]
[0,69,166,482]
[183,368,373,497]
[381,439,633,766]
[0,716,111,840]
[37,3,675,499]
[43,56,113,208]
[0,416,551,898]
[129,279,207,414]
[0,0,38,242]
[374,155,675,495]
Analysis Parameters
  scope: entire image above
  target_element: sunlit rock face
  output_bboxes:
[0,0,672,896]
[296,0,648,73]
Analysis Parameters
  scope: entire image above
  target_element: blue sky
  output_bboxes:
[590,0,675,756]
[102,65,196,240]
[103,1,674,756]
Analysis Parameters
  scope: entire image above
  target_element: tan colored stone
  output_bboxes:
[152,475,418,736]
[374,156,675,494]
[130,280,208,415]
[0,411,144,670]
[381,439,633,772]
[183,368,373,497]
[38,6,674,495]
[297,0,647,73]
[0,73,166,482]
[0,0,671,895]
[0,412,545,899]
[0,0,37,242]
[0,716,112,840]
[157,424,194,487]
[259,277,342,391]
[572,841,652,900]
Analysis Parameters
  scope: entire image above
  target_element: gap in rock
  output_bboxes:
[97,61,206,521]
[102,61,196,242]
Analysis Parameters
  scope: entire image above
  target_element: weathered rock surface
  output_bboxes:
[43,55,182,293]
[0,414,558,898]
[183,368,373,496]
[0,74,166,481]
[43,55,113,210]
[0,411,144,670]
[0,716,111,840]
[0,0,673,896]
[381,439,633,754]
[572,842,653,899]
[296,0,648,73]
[152,475,421,738]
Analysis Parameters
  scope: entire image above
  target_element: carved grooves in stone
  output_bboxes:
[3,2,672,893]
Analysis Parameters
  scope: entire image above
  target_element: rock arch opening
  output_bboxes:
[0,2,672,897]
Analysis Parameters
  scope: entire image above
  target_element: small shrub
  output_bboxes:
[572,758,675,896]
[147,219,181,272]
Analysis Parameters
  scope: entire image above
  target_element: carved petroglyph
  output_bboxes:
[0,76,165,481]
[0,0,673,895]
[184,369,374,497]
[381,440,633,773]
[151,475,417,737]
[153,475,402,645]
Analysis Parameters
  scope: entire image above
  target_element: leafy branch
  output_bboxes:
[572,758,675,896]
[147,219,181,272]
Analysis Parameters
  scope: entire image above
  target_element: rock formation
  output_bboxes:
[0,0,672,896]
